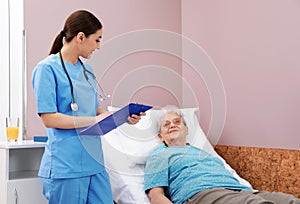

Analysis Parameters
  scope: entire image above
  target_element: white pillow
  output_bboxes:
[102,107,252,204]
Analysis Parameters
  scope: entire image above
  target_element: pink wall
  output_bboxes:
[25,0,182,138]
[25,0,300,150]
[182,0,300,150]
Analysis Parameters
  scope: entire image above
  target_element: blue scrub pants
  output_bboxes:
[41,171,113,204]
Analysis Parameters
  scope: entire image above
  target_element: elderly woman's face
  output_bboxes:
[158,113,188,146]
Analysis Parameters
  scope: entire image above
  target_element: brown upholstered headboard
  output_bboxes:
[214,145,300,198]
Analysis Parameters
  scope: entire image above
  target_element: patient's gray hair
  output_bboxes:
[157,105,187,133]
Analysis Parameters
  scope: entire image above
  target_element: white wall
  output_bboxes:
[0,0,24,141]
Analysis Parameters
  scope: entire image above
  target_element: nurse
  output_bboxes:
[32,10,143,204]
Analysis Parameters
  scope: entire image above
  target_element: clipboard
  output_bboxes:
[79,103,152,136]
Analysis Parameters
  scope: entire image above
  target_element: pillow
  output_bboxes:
[102,107,252,204]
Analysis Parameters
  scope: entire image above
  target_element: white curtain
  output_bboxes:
[0,0,24,141]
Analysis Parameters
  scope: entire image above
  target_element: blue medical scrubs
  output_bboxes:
[32,54,113,204]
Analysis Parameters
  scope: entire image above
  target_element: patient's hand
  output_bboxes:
[147,187,173,204]
[127,112,146,124]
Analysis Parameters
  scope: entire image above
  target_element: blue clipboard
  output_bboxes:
[79,103,152,136]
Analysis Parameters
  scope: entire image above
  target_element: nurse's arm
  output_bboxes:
[40,112,112,129]
[96,107,106,115]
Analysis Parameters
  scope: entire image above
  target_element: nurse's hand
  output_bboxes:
[127,112,146,125]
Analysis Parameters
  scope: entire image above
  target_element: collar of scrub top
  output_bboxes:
[59,51,110,112]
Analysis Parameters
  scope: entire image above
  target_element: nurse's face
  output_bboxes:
[81,29,102,59]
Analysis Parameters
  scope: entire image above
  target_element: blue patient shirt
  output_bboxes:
[32,54,105,179]
[144,144,253,204]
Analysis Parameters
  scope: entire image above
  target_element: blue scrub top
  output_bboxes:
[32,54,105,179]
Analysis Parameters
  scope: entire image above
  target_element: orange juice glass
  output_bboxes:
[6,117,19,142]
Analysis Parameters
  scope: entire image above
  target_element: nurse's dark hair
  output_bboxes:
[49,10,103,55]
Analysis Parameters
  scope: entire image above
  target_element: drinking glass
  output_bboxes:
[6,117,19,142]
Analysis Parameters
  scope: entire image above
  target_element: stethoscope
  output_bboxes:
[59,51,110,112]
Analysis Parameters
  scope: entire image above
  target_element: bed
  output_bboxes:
[102,107,253,204]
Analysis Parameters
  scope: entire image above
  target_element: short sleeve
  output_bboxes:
[32,64,58,114]
[144,152,169,192]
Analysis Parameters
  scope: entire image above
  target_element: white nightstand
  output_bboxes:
[0,140,47,204]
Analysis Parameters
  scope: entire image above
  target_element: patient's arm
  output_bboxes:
[147,187,173,204]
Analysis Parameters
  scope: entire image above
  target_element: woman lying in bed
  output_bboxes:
[144,106,300,204]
